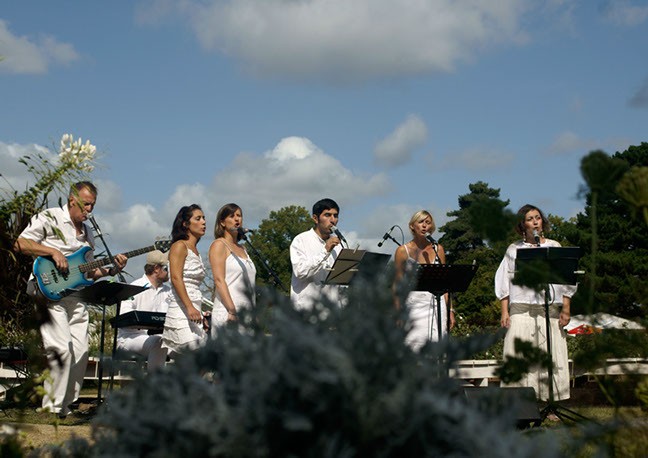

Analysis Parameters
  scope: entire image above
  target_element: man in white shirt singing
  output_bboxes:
[116,250,171,370]
[290,198,344,310]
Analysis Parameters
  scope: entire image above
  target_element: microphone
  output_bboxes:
[229,227,254,235]
[230,227,254,239]
[330,225,347,245]
[425,233,436,245]
[86,212,102,236]
[533,229,540,246]
[378,225,396,247]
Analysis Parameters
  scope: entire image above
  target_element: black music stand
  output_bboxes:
[415,264,478,341]
[68,281,146,403]
[325,248,391,286]
[514,246,587,424]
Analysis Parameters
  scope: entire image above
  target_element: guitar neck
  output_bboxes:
[80,245,156,273]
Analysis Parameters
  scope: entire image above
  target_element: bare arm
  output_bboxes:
[15,237,126,279]
[500,296,510,328]
[169,241,202,323]
[15,237,68,271]
[559,296,571,328]
[209,240,237,321]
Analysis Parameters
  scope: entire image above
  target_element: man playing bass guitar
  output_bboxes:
[14,181,128,418]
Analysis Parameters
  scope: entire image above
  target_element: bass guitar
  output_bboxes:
[33,239,172,301]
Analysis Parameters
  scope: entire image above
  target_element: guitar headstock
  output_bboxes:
[154,238,173,253]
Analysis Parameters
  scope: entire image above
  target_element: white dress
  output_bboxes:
[494,239,577,401]
[403,245,448,351]
[210,240,257,337]
[162,248,206,352]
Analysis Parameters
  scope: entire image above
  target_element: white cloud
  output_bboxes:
[602,0,648,27]
[93,179,123,212]
[374,115,428,167]
[545,131,599,156]
[143,0,530,82]
[0,19,79,74]
[68,135,389,273]
[207,136,391,223]
[432,147,515,170]
[1,142,45,192]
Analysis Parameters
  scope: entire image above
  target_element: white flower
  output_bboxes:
[58,133,97,172]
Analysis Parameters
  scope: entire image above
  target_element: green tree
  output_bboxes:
[569,145,648,318]
[439,181,510,262]
[439,182,512,329]
[246,205,313,293]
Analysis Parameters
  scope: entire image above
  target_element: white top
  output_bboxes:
[494,239,577,305]
[211,240,257,328]
[19,204,95,257]
[162,249,207,351]
[290,228,343,310]
[117,274,172,340]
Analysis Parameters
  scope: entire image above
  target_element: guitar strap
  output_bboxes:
[83,222,95,250]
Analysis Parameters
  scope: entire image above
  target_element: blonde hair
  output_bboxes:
[408,210,435,235]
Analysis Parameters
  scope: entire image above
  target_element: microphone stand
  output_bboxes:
[424,235,446,341]
[378,225,401,248]
[239,232,288,294]
[87,215,126,404]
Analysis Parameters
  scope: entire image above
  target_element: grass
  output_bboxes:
[2,382,647,456]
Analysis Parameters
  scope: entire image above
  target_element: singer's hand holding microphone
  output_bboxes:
[328,225,346,250]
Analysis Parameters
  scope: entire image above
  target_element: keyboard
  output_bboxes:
[110,311,166,330]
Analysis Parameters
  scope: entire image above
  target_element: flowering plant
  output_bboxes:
[1,133,99,346]
[58,133,97,172]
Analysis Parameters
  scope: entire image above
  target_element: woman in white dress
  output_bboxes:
[394,210,454,351]
[495,204,575,403]
[161,204,208,353]
[208,203,257,337]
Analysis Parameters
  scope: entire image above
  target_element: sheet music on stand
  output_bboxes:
[66,280,147,304]
[514,247,582,288]
[325,248,391,286]
[415,264,478,295]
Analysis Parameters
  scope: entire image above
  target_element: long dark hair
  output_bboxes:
[171,204,202,242]
[214,203,242,241]
[515,204,550,236]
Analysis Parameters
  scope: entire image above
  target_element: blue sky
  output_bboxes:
[2,1,647,276]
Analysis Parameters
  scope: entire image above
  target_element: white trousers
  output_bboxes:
[40,299,89,415]
[117,334,167,370]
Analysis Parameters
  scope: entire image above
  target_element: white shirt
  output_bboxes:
[290,228,343,310]
[494,240,577,305]
[117,274,172,340]
[19,204,95,257]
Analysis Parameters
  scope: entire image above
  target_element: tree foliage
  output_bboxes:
[568,144,648,318]
[439,182,512,329]
[439,181,510,262]
[246,205,313,293]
